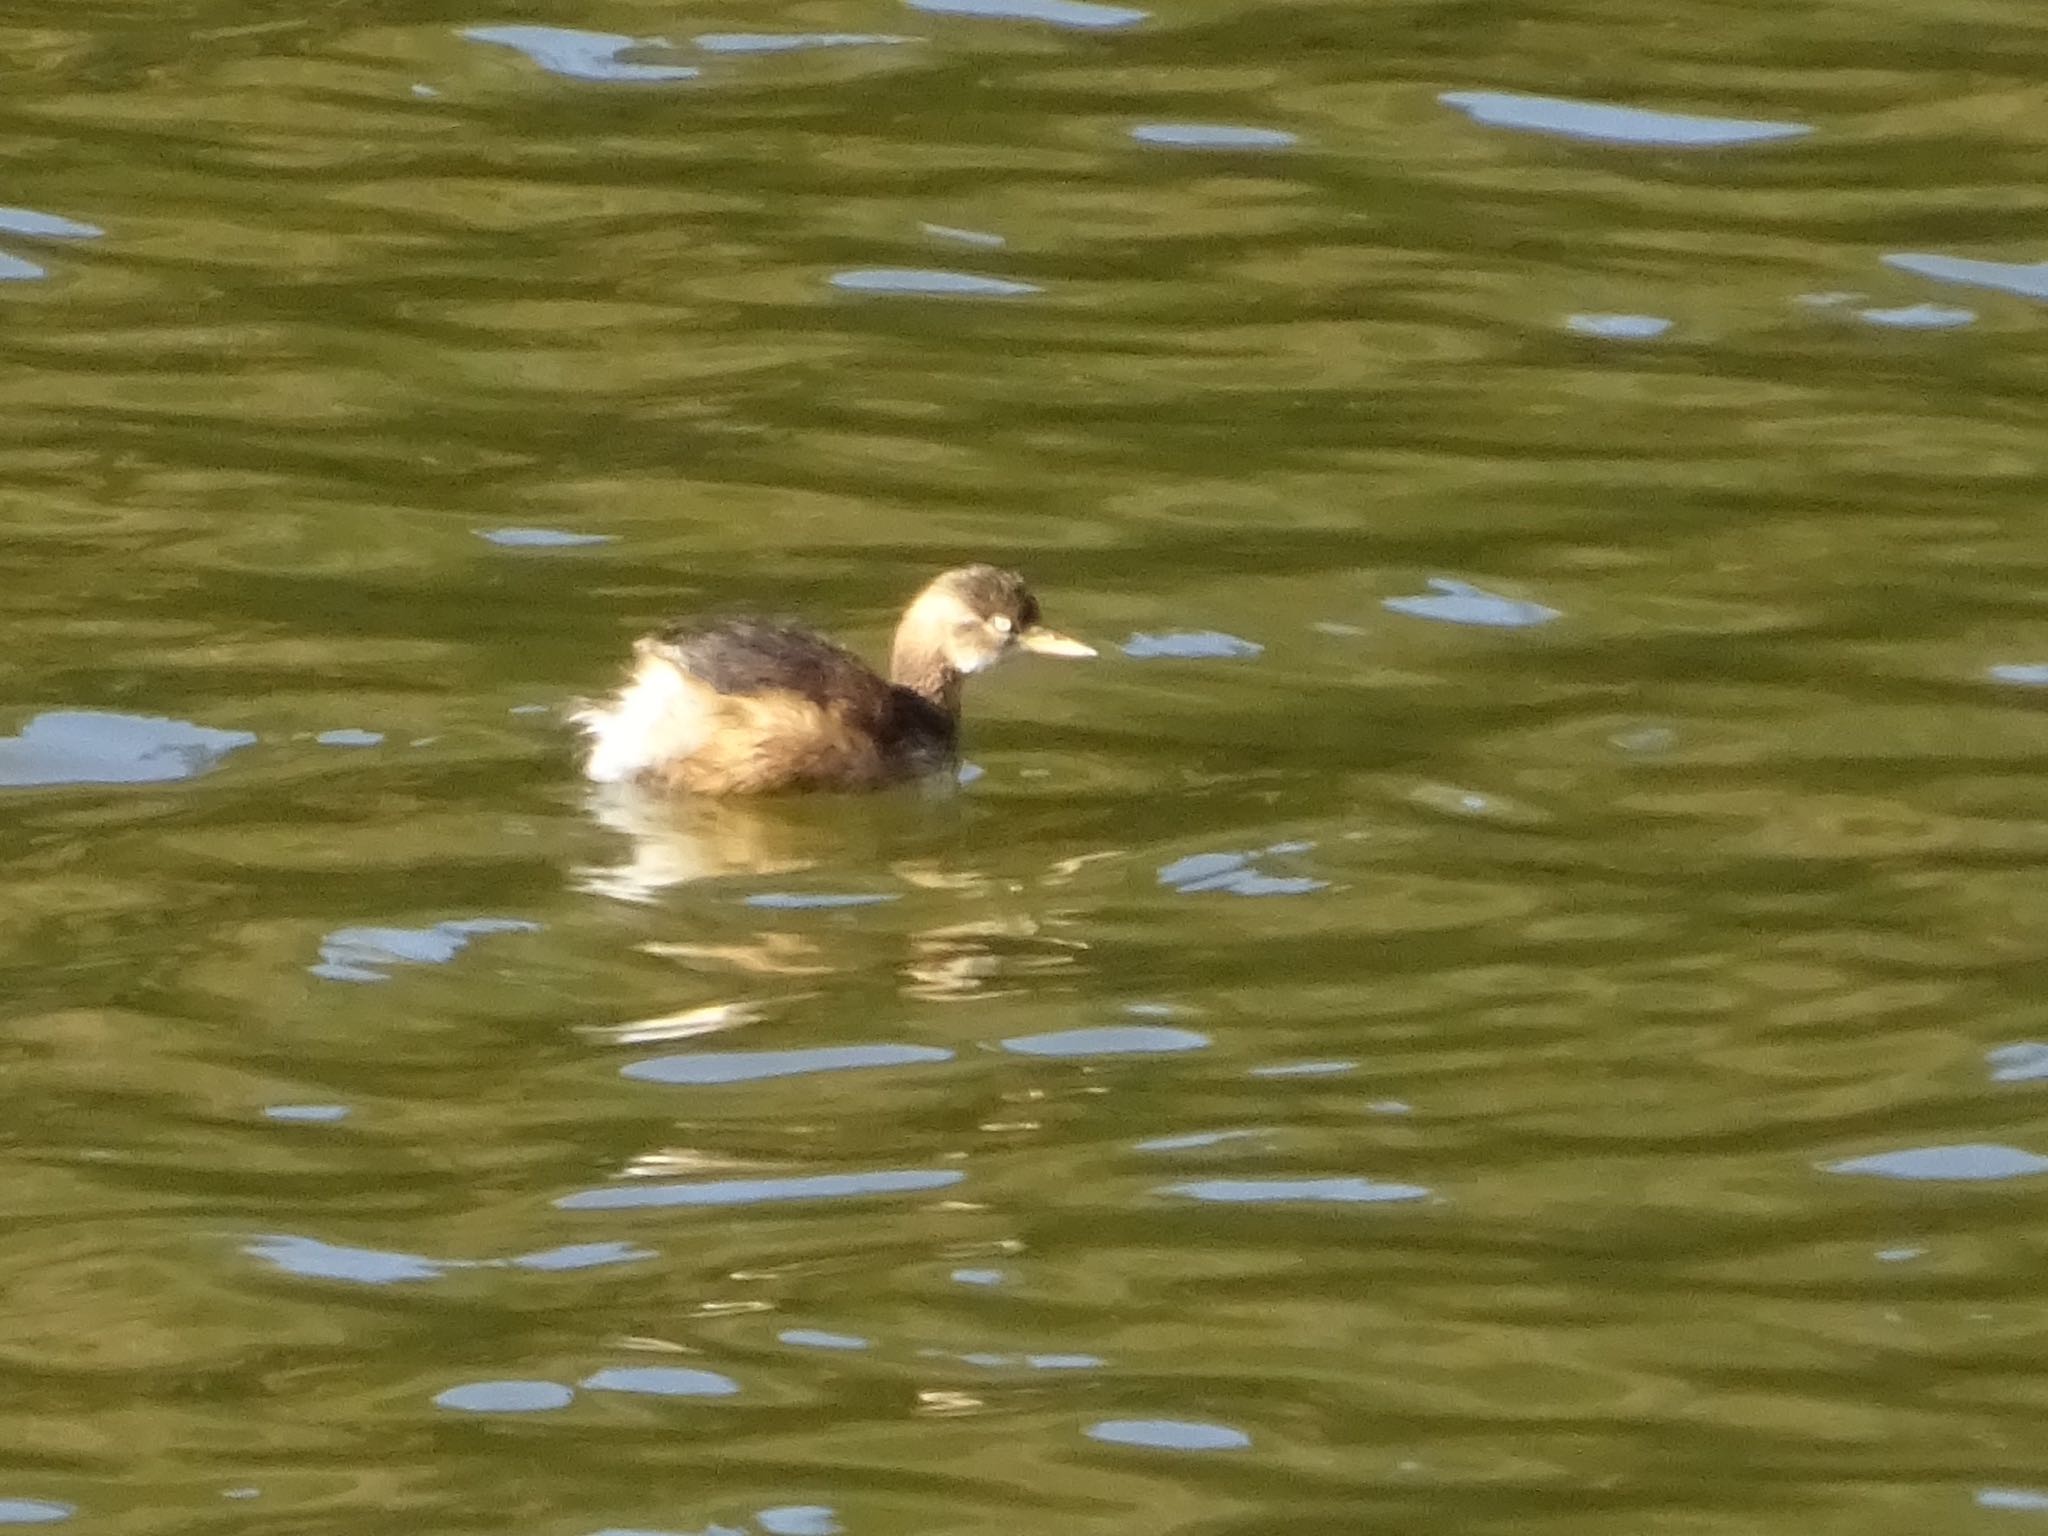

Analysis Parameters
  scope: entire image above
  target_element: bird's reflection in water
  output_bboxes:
[641,931,835,978]
[575,784,1093,1002]
[584,999,772,1046]
[903,916,1086,1001]
[574,784,827,904]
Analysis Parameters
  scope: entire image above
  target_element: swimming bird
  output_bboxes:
[575,565,1094,794]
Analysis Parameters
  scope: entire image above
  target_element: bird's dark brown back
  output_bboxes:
[646,618,893,717]
[640,617,955,792]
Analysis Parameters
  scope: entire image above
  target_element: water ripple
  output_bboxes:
[1885,252,2048,302]
[556,1170,965,1210]
[1158,852,1324,896]
[829,268,1041,297]
[742,892,896,910]
[1566,313,1672,339]
[309,918,538,983]
[756,1510,842,1536]
[1130,124,1298,151]
[476,526,614,547]
[1164,1177,1434,1203]
[263,1104,350,1124]
[244,1234,656,1283]
[695,33,918,54]
[582,1366,740,1398]
[1857,303,1973,330]
[1979,1489,2048,1512]
[1122,631,1263,659]
[921,222,1006,248]
[511,1242,657,1273]
[0,711,255,788]
[1247,1060,1356,1079]
[1086,1419,1250,1451]
[904,0,1147,28]
[460,26,700,82]
[779,1330,870,1351]
[0,208,102,240]
[1384,578,1561,629]
[0,207,100,286]
[0,1502,74,1526]
[1135,1129,1268,1152]
[246,1236,446,1285]
[1822,1145,2048,1181]
[1440,90,1811,146]
[623,1044,954,1085]
[1987,1043,2048,1083]
[435,1380,575,1413]
[1000,1025,1209,1056]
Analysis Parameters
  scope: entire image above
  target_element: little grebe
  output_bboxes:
[575,565,1094,794]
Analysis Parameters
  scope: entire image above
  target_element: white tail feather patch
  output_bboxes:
[575,657,705,784]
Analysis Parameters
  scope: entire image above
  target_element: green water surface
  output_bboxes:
[6,1,2048,1532]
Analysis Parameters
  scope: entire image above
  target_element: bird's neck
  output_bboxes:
[890,626,963,717]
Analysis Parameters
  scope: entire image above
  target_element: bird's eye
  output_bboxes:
[991,615,1014,634]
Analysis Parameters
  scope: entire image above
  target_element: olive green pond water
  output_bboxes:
[9,1,2048,1531]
